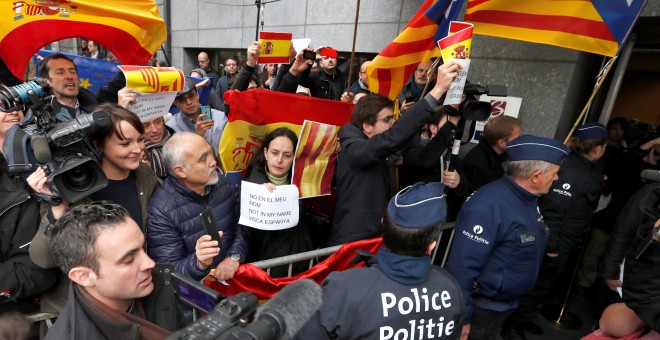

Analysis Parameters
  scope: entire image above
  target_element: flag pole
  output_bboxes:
[346,0,361,93]
[563,56,617,144]
[420,57,443,99]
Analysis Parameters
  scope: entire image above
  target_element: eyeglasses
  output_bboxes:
[379,115,395,123]
[226,63,237,67]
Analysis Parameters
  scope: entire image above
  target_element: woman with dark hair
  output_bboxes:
[242,127,319,277]
[27,103,160,313]
[261,63,278,90]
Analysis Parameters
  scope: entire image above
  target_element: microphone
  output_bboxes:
[641,169,660,184]
[447,139,461,172]
[31,135,52,163]
[229,279,322,340]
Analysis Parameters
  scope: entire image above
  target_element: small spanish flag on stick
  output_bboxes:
[258,32,292,64]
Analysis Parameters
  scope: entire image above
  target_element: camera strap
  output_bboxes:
[2,125,31,173]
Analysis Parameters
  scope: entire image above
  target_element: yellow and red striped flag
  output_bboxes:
[465,0,648,57]
[258,32,292,64]
[367,0,465,100]
[1,0,166,80]
[292,121,339,198]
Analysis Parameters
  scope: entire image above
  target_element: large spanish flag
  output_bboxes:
[465,0,648,57]
[1,0,166,80]
[220,89,353,172]
[367,0,465,100]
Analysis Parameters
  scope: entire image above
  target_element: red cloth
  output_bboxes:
[205,238,382,299]
[581,329,660,340]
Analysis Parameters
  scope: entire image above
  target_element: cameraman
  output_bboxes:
[37,53,97,118]
[45,202,182,339]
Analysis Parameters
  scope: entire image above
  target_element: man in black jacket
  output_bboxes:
[328,60,461,246]
[0,157,57,315]
[462,115,521,194]
[46,202,181,339]
[38,53,98,118]
[276,46,349,101]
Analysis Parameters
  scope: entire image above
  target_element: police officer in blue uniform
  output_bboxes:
[445,135,570,340]
[295,182,466,339]
[503,123,607,339]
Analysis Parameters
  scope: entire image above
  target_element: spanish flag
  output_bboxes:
[1,0,166,80]
[292,121,339,198]
[465,0,648,57]
[220,89,353,173]
[367,0,465,100]
[258,31,292,64]
[439,21,474,62]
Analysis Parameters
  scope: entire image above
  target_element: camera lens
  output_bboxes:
[61,164,97,192]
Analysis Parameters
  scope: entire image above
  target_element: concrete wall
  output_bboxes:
[163,0,658,140]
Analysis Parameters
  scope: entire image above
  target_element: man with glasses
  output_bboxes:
[197,52,220,88]
[215,56,239,112]
[328,60,462,247]
[167,79,227,155]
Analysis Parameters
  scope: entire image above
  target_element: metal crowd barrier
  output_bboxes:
[250,223,456,277]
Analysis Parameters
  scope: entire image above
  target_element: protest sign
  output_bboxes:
[438,21,474,106]
[239,181,300,230]
[118,65,184,121]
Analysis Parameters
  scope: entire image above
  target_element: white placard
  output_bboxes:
[443,59,471,106]
[470,95,523,143]
[292,38,311,54]
[238,181,300,230]
[130,92,177,122]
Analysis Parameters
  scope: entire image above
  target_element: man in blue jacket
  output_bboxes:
[445,135,570,340]
[146,132,247,282]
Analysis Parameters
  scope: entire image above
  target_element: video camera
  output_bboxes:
[168,273,322,340]
[445,82,507,121]
[0,79,110,203]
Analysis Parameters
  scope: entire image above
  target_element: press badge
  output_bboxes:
[520,234,536,244]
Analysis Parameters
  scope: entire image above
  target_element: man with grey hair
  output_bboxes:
[445,135,570,340]
[146,132,246,286]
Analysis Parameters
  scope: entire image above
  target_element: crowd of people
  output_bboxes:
[0,38,659,340]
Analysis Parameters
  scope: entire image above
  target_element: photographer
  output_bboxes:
[28,103,160,313]
[46,202,182,339]
[275,45,349,101]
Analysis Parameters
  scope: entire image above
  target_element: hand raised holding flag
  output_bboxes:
[429,60,462,100]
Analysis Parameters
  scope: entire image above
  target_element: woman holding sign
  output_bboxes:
[243,127,320,277]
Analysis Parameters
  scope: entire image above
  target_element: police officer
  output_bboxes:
[295,182,466,339]
[502,123,607,339]
[445,135,570,340]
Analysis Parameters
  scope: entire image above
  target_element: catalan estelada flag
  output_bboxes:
[292,121,339,198]
[367,0,465,100]
[1,0,166,80]
[258,32,292,64]
[465,0,648,57]
[220,89,353,174]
